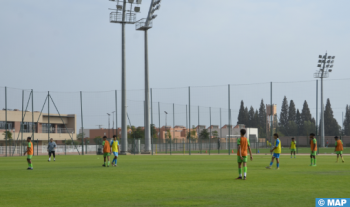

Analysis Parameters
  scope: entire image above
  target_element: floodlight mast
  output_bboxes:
[135,0,162,154]
[314,52,335,147]
[109,0,141,155]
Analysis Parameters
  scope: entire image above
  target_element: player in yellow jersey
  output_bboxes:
[266,133,281,169]
[235,129,253,180]
[110,135,120,167]
[23,137,34,170]
[310,133,317,166]
[290,137,296,158]
[334,136,344,163]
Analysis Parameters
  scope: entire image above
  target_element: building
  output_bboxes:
[80,124,257,143]
[266,104,278,134]
[0,109,76,142]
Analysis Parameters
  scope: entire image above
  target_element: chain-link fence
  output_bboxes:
[1,78,350,156]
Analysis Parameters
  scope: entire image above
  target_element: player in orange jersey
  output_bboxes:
[334,136,344,163]
[310,133,317,166]
[102,136,111,167]
[23,137,34,170]
[236,129,253,180]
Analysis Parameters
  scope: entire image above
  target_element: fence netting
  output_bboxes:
[1,79,349,156]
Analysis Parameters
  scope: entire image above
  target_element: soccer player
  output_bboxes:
[266,133,281,170]
[236,129,253,180]
[23,137,33,170]
[290,137,296,158]
[47,138,57,162]
[102,136,111,167]
[334,136,344,163]
[310,133,317,166]
[110,135,120,167]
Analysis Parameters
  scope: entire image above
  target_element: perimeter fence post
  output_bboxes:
[5,87,7,157]
[188,87,191,155]
[150,89,153,155]
[80,91,84,155]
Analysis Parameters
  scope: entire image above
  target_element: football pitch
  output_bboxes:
[1,155,349,207]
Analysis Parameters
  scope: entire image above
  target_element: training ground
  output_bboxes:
[0,154,349,207]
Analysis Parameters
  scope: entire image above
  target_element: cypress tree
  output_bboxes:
[248,106,255,128]
[301,101,312,123]
[296,109,302,136]
[301,100,314,135]
[237,100,245,125]
[279,96,289,135]
[254,110,259,128]
[324,98,340,136]
[244,107,249,127]
[344,105,350,135]
[258,99,267,138]
[288,100,296,122]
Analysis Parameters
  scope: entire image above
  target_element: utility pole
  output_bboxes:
[314,53,335,147]
[135,0,162,153]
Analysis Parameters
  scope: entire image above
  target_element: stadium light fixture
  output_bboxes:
[109,0,143,154]
[134,0,164,154]
[164,111,168,127]
[314,52,336,148]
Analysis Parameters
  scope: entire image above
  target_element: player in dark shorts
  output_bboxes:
[47,138,57,162]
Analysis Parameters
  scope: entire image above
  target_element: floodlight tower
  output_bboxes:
[314,52,335,147]
[135,0,162,153]
[109,0,142,154]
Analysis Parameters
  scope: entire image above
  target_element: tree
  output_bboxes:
[150,124,158,138]
[296,109,302,136]
[187,127,196,140]
[212,130,219,139]
[303,121,315,136]
[343,105,350,135]
[324,98,340,136]
[254,110,259,129]
[286,100,297,135]
[77,132,85,139]
[128,126,136,138]
[301,100,313,123]
[94,136,103,145]
[131,127,145,139]
[279,96,289,135]
[300,100,315,135]
[199,129,209,140]
[166,129,171,139]
[248,106,255,128]
[237,101,248,125]
[3,131,13,141]
[288,100,296,122]
[244,107,249,126]
[65,139,79,145]
[258,99,266,138]
[287,121,298,136]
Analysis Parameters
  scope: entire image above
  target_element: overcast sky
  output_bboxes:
[1,0,350,129]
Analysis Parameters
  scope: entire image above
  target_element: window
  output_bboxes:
[0,121,14,130]
[23,122,37,133]
[42,124,55,133]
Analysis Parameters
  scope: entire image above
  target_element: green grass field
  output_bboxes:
[1,154,349,207]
